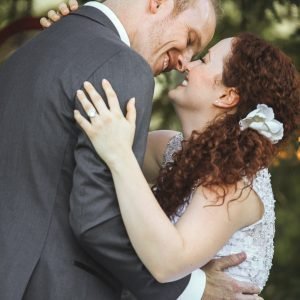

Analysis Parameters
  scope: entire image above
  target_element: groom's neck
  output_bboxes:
[103,0,142,46]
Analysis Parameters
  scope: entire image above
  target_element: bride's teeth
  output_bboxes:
[181,80,188,86]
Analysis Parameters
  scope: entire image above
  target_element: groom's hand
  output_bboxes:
[202,252,263,300]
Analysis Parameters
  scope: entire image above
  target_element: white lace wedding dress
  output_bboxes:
[163,133,275,292]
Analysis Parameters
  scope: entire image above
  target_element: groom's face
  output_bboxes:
[135,0,216,76]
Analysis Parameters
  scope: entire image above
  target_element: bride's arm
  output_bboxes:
[75,80,264,283]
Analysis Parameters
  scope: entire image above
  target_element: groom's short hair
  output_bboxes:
[173,0,193,14]
[173,0,219,17]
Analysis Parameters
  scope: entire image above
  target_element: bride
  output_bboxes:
[43,2,299,298]
[72,32,299,296]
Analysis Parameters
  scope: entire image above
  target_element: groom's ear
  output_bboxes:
[149,0,163,14]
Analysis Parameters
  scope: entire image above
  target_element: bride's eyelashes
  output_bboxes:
[199,56,205,63]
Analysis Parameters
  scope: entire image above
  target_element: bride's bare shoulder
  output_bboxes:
[143,130,180,184]
[148,130,180,162]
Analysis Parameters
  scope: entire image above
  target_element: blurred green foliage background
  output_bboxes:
[0,1,299,299]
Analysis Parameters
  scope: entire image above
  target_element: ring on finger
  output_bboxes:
[87,108,97,119]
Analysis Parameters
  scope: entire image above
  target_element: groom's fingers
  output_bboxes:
[102,79,123,115]
[214,252,247,271]
[237,280,261,295]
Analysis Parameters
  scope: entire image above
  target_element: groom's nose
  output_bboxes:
[176,50,194,73]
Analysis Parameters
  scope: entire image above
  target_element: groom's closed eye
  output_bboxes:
[191,53,206,62]
[187,30,203,56]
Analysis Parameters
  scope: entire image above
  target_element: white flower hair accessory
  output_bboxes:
[239,104,284,144]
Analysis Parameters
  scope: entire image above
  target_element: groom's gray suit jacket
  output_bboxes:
[0,6,190,300]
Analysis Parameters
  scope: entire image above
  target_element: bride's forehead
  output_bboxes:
[209,38,234,54]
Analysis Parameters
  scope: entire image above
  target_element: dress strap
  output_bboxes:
[162,132,183,166]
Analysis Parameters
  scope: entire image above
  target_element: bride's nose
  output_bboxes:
[185,60,199,72]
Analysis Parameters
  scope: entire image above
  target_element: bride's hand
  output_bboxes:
[74,80,136,166]
[40,0,79,28]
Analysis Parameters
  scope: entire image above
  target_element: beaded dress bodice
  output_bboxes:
[163,133,275,291]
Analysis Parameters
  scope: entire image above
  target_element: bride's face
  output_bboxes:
[168,38,234,112]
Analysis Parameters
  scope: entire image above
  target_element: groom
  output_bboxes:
[0,0,260,299]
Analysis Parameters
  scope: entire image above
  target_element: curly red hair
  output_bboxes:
[153,33,300,217]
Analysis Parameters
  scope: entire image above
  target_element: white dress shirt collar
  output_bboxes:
[84,1,131,47]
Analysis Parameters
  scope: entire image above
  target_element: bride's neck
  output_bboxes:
[178,108,221,139]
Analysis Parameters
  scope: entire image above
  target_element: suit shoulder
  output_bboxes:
[106,46,153,81]
[91,46,154,92]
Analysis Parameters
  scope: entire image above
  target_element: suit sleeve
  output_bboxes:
[69,50,191,299]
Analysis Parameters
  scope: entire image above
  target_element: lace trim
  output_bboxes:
[162,132,183,167]
[164,132,275,290]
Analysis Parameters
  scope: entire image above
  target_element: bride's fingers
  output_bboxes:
[76,90,100,120]
[102,79,123,115]
[83,82,109,115]
[69,0,79,11]
[40,17,52,28]
[74,110,93,134]
[126,98,136,125]
[58,2,70,15]
[47,10,61,22]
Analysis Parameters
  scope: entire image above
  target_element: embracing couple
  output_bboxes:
[1,0,299,299]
